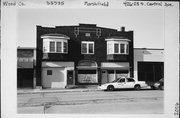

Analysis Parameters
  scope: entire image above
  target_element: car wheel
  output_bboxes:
[107,85,114,91]
[134,85,141,90]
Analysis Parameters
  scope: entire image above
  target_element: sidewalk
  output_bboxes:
[17,85,152,94]
[17,85,101,94]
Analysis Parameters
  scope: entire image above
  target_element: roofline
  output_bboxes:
[41,33,70,40]
[41,36,70,40]
[38,24,133,32]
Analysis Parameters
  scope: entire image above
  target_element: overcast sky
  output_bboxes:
[17,9,164,48]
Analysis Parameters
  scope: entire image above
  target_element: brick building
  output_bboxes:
[36,24,134,88]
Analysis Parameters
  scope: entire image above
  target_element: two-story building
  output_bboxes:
[36,24,134,88]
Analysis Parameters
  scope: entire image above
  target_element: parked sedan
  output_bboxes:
[151,78,164,90]
[98,77,148,91]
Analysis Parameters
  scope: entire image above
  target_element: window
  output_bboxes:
[107,41,129,55]
[46,41,68,53]
[47,70,52,75]
[63,42,68,53]
[89,43,94,53]
[120,44,125,54]
[107,43,113,54]
[78,70,98,83]
[119,78,125,82]
[50,42,55,52]
[126,44,129,54]
[81,43,87,54]
[114,43,119,53]
[81,41,94,54]
[85,33,91,37]
[56,42,62,52]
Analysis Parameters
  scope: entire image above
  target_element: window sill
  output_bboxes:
[81,53,94,55]
[44,52,68,54]
[107,54,129,55]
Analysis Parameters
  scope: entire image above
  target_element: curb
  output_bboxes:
[17,88,101,94]
[17,87,152,94]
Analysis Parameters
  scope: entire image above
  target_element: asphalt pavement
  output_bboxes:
[17,89,164,114]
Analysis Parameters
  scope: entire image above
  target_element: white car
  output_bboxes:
[98,77,148,91]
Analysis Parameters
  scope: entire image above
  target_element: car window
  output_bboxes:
[119,78,125,82]
[127,78,135,82]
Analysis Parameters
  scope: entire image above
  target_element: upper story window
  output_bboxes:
[106,37,130,55]
[41,34,69,53]
[50,42,55,52]
[81,41,94,54]
[48,41,68,53]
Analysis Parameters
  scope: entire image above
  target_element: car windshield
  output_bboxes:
[112,78,120,82]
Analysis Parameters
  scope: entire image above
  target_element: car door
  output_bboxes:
[116,78,126,89]
[124,78,135,88]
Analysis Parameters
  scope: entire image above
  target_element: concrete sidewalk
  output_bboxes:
[17,85,151,94]
[17,86,101,94]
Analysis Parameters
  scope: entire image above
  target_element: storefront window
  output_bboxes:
[108,70,115,82]
[78,70,97,83]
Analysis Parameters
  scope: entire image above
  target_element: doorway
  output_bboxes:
[101,70,108,84]
[67,70,74,85]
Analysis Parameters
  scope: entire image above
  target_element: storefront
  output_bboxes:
[17,48,36,88]
[101,62,130,84]
[76,60,98,84]
[42,62,74,88]
[134,48,164,82]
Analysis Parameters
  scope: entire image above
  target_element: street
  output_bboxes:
[17,90,164,114]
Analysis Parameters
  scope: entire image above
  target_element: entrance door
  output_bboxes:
[67,70,74,85]
[101,70,108,84]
